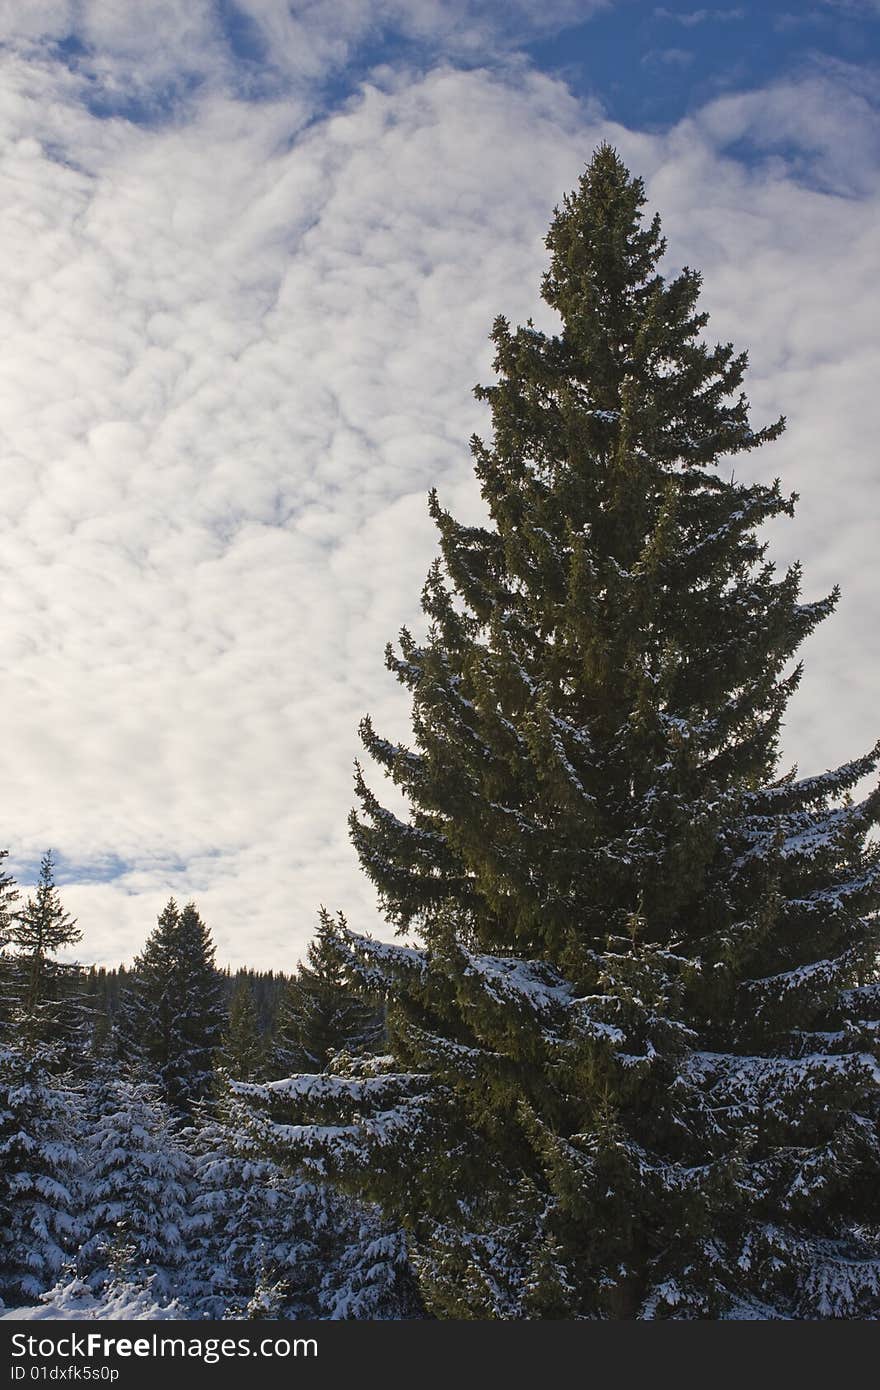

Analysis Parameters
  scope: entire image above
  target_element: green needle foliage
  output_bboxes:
[255,146,880,1319]
[121,898,225,1113]
[221,977,269,1082]
[4,851,84,1056]
[272,913,384,1074]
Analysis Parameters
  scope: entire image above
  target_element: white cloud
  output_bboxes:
[775,2,880,29]
[0,8,877,971]
[0,1,73,40]
[653,6,746,25]
[0,0,609,115]
[691,63,880,195]
[820,0,880,14]
[641,46,696,67]
[0,47,591,967]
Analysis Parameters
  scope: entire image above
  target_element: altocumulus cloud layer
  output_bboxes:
[0,2,878,967]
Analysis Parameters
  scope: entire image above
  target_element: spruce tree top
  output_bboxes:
[11,851,80,961]
[351,144,852,967]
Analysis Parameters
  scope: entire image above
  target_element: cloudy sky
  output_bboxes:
[1,0,878,970]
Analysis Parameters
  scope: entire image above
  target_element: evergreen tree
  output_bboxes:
[188,1091,323,1318]
[217,1075,421,1320]
[316,1187,421,1321]
[0,1044,82,1306]
[83,966,118,1058]
[273,915,384,1074]
[256,147,880,1318]
[5,852,84,1054]
[0,851,19,1033]
[122,899,224,1112]
[75,1076,192,1300]
[220,978,268,1082]
[175,901,225,1101]
[220,968,289,1035]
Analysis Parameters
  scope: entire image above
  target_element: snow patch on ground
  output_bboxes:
[1,1278,186,1320]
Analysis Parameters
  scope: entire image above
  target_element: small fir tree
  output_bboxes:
[75,1076,192,1300]
[188,1090,323,1318]
[0,1044,82,1305]
[0,851,19,1034]
[273,914,384,1074]
[6,852,84,1054]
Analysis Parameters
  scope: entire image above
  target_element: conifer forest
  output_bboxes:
[2,148,879,1321]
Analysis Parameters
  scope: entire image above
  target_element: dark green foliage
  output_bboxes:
[3,852,86,1059]
[0,851,19,1033]
[82,965,125,1058]
[81,964,286,1063]
[222,968,288,1037]
[220,977,269,1082]
[273,912,384,1074]
[258,147,880,1318]
[121,899,225,1112]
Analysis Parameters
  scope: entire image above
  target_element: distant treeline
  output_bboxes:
[82,962,291,1054]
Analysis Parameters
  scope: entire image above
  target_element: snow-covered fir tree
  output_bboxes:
[227,1071,421,1319]
[0,857,87,1308]
[250,146,880,1319]
[121,899,224,1112]
[273,913,384,1074]
[188,1089,322,1318]
[75,1075,193,1301]
[0,1044,82,1307]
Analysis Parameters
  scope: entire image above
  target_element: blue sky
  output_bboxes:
[0,1,878,967]
[529,3,880,129]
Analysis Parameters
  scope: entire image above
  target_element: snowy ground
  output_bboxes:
[1,1279,185,1319]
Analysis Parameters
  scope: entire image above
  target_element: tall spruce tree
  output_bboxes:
[257,146,880,1319]
[122,899,224,1112]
